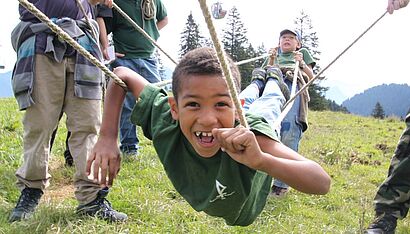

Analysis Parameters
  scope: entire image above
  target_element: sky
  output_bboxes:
[1,0,409,103]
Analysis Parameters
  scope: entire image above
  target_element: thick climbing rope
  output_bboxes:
[282,11,388,110]
[112,2,178,65]
[141,0,156,20]
[18,0,128,90]
[198,0,248,128]
[75,0,98,40]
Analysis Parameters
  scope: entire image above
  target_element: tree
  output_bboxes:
[222,6,259,89]
[179,12,205,58]
[293,11,328,111]
[371,102,385,119]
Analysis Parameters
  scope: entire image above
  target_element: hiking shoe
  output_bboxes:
[64,149,74,167]
[364,213,397,234]
[76,187,127,222]
[250,68,267,96]
[265,66,290,102]
[9,188,43,222]
[270,185,289,198]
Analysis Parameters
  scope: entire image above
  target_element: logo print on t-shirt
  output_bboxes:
[210,180,235,202]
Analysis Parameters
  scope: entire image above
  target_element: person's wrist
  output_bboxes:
[299,61,306,69]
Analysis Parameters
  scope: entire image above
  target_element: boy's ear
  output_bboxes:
[168,97,179,120]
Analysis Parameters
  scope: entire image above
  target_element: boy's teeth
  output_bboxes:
[195,131,213,137]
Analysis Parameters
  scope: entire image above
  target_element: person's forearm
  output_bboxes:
[157,16,168,30]
[301,64,314,80]
[97,17,109,49]
[99,80,126,138]
[256,154,331,194]
[256,136,331,194]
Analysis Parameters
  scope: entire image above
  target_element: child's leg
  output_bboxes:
[245,67,286,132]
[239,68,266,111]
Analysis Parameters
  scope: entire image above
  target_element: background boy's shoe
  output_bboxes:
[364,213,397,234]
[9,187,43,222]
[265,66,290,102]
[250,68,267,96]
[270,185,289,198]
[76,187,127,222]
[64,149,74,167]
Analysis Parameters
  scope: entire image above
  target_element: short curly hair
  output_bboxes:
[171,47,241,101]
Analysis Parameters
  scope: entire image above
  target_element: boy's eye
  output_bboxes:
[216,102,229,107]
[185,102,199,108]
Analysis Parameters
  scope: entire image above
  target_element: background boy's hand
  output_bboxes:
[212,126,264,169]
[293,51,303,63]
[86,137,121,187]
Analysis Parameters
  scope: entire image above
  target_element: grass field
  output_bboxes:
[0,97,409,233]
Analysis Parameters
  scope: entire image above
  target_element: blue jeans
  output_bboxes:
[111,57,160,153]
[273,79,303,189]
[239,78,285,134]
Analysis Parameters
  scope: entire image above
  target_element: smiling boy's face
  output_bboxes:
[168,74,236,158]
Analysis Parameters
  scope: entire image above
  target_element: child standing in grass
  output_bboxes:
[87,47,330,226]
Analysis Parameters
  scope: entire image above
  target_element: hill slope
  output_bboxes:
[342,83,410,117]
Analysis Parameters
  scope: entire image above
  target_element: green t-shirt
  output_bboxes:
[131,85,279,226]
[262,47,315,69]
[109,0,167,58]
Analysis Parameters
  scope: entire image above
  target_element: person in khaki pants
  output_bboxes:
[9,0,126,223]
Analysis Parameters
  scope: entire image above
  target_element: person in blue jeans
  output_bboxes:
[99,0,168,155]
[263,28,316,197]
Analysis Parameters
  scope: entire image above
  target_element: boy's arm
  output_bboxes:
[96,17,109,60]
[212,127,331,195]
[86,67,149,187]
[157,16,168,30]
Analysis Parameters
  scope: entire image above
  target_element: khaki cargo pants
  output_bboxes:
[16,54,102,205]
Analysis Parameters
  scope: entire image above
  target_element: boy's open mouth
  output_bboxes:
[195,131,215,144]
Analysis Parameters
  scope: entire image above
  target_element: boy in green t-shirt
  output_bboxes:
[86,47,330,226]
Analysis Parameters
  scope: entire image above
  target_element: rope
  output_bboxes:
[272,61,300,131]
[18,0,128,90]
[198,0,248,128]
[112,3,178,65]
[75,0,98,40]
[235,53,270,66]
[282,11,388,110]
[141,0,156,20]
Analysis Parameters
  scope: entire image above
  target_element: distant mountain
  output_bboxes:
[0,71,13,98]
[342,83,410,118]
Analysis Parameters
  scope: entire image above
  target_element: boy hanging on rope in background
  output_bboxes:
[256,28,316,198]
[86,47,330,226]
[364,1,409,233]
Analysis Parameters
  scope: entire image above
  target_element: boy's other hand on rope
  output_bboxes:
[86,136,121,187]
[387,0,409,14]
[88,0,113,7]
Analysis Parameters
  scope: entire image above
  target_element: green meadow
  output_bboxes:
[0,98,409,233]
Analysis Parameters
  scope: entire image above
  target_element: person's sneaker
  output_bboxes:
[270,185,289,198]
[64,149,74,167]
[9,188,43,222]
[76,187,127,222]
[364,213,397,234]
[265,66,290,102]
[250,68,267,96]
